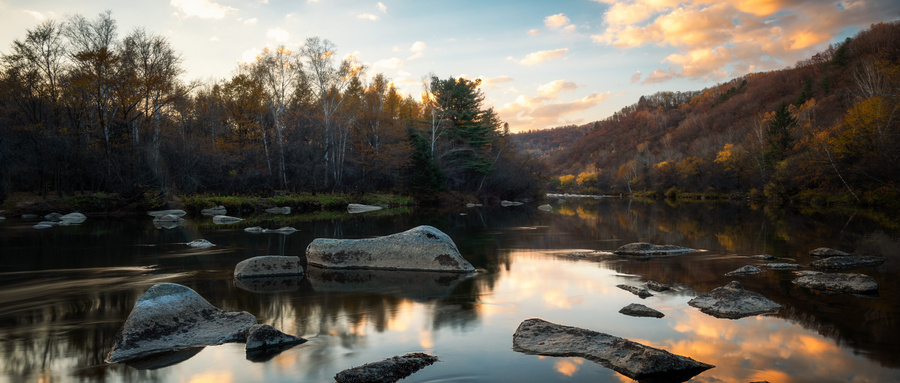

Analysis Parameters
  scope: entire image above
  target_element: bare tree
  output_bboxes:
[252,46,302,188]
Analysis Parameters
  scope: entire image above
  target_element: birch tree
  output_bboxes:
[252,46,302,188]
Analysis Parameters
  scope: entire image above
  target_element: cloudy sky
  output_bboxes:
[1,0,898,132]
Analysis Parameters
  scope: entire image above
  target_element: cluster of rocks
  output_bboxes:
[244,226,297,234]
[33,212,87,229]
[613,242,695,257]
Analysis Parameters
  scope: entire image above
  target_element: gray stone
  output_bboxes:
[335,353,438,383]
[33,222,55,229]
[749,254,776,260]
[264,206,290,214]
[245,324,306,351]
[501,200,524,207]
[688,281,781,319]
[200,206,227,216]
[244,226,264,233]
[59,212,87,224]
[538,204,552,211]
[617,284,653,298]
[809,247,850,257]
[619,303,665,318]
[44,212,63,221]
[646,281,672,291]
[106,283,257,363]
[347,204,382,214]
[212,215,243,224]
[512,318,713,380]
[153,214,184,223]
[792,273,878,294]
[21,214,38,219]
[187,239,214,248]
[263,226,297,234]
[760,263,803,270]
[614,242,694,257]
[306,225,474,272]
[810,256,884,271]
[234,256,303,279]
[147,209,187,217]
[725,265,764,276]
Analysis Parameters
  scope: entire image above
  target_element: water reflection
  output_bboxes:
[0,200,898,382]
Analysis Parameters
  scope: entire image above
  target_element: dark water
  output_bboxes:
[1,198,899,383]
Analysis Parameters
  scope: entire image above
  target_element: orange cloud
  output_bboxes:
[508,48,569,66]
[537,80,578,98]
[544,13,571,29]
[499,88,610,131]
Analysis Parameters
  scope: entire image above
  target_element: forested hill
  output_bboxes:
[511,124,589,162]
[534,21,900,205]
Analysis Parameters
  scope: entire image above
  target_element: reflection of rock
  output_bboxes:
[792,273,878,294]
[809,247,850,257]
[264,226,297,234]
[306,225,474,272]
[725,265,764,276]
[59,212,87,224]
[213,215,243,224]
[187,239,214,248]
[234,256,303,279]
[619,303,664,318]
[234,275,304,293]
[335,353,438,383]
[153,214,184,223]
[123,347,205,370]
[501,200,524,207]
[810,256,884,271]
[306,267,471,302]
[153,219,182,230]
[538,204,552,211]
[614,242,694,257]
[45,212,63,221]
[264,206,290,214]
[200,206,227,216]
[617,284,652,298]
[688,281,781,319]
[347,204,382,214]
[646,280,672,292]
[147,209,186,217]
[34,222,55,229]
[512,318,713,381]
[106,283,257,363]
[245,324,306,362]
[760,263,803,270]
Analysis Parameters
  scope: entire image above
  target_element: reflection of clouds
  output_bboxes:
[553,358,583,376]
[185,370,233,383]
[542,290,583,309]
[419,329,434,350]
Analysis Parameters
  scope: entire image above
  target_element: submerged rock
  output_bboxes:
[106,283,257,363]
[501,200,524,207]
[264,206,290,214]
[619,303,665,318]
[645,281,672,292]
[792,273,878,294]
[147,209,187,217]
[200,206,227,216]
[538,204,552,211]
[725,265,764,276]
[245,324,306,352]
[810,256,884,271]
[186,239,214,248]
[234,256,303,279]
[617,284,653,299]
[760,263,803,271]
[512,318,713,380]
[688,281,781,319]
[614,242,694,257]
[335,353,439,383]
[347,204,382,214]
[213,215,243,224]
[809,247,850,257]
[306,225,474,272]
[33,222,55,229]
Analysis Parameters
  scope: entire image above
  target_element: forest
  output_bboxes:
[521,21,900,207]
[0,11,545,208]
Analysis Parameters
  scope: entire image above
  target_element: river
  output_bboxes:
[1,198,898,382]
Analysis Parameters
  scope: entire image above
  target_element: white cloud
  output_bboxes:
[630,71,642,83]
[544,13,570,29]
[209,36,219,42]
[241,48,262,63]
[170,0,237,19]
[244,18,258,25]
[408,41,426,60]
[508,48,568,66]
[23,10,46,21]
[479,75,515,89]
[373,57,403,69]
[358,13,379,21]
[377,2,387,13]
[537,80,578,98]
[528,29,540,36]
[267,28,289,43]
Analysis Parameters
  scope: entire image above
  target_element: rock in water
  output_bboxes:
[213,215,243,224]
[645,280,672,291]
[335,353,438,383]
[749,254,776,260]
[614,242,694,257]
[264,226,297,234]
[201,206,227,216]
[234,256,303,279]
[810,256,884,271]
[617,284,653,298]
[619,303,665,318]
[538,204,552,211]
[512,318,713,380]
[500,200,524,207]
[725,265,764,276]
[153,214,184,223]
[809,247,850,257]
[244,226,264,233]
[106,283,257,363]
[147,209,186,217]
[245,324,306,351]
[688,281,781,319]
[760,263,803,270]
[792,273,878,294]
[59,212,87,224]
[347,204,382,214]
[264,206,290,214]
[306,225,474,272]
[187,239,214,247]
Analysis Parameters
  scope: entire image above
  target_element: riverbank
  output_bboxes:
[0,192,415,217]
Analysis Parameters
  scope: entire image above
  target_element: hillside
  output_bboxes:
[538,21,900,205]
[511,124,589,162]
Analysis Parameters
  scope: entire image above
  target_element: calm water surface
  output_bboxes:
[1,198,899,382]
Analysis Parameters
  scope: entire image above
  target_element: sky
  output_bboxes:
[1,1,898,132]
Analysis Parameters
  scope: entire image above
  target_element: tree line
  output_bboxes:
[537,21,900,206]
[0,11,544,204]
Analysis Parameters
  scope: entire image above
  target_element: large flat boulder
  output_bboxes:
[306,225,474,272]
[335,353,438,383]
[106,283,257,363]
[726,265,764,276]
[234,256,303,279]
[810,256,884,271]
[792,272,878,294]
[59,212,87,224]
[614,242,694,257]
[619,303,664,318]
[688,281,781,319]
[512,318,713,380]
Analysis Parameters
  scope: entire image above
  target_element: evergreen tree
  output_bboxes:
[407,129,445,196]
[766,102,797,163]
